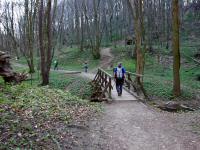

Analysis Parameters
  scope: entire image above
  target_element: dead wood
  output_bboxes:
[158,101,195,112]
[0,51,29,83]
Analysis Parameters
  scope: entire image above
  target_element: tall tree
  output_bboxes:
[93,0,101,59]
[172,0,181,96]
[21,0,38,73]
[74,0,80,48]
[39,0,53,85]
[128,0,145,85]
[83,0,102,59]
[80,1,85,51]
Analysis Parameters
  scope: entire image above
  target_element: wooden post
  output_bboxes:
[127,73,131,90]
[103,73,105,87]
[109,77,112,98]
[99,71,102,85]
[93,69,99,82]
[105,74,107,87]
[100,72,104,87]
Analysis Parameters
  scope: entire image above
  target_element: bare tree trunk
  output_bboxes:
[172,0,181,97]
[39,0,45,85]
[166,0,171,49]
[46,0,52,84]
[39,0,52,85]
[57,0,65,51]
[18,0,39,73]
[75,0,80,49]
[80,1,84,51]
[93,0,101,59]
[129,0,145,84]
[26,0,35,73]
[108,0,114,42]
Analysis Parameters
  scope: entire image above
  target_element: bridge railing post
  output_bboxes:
[100,71,102,85]
[101,71,105,87]
[127,73,131,90]
[103,73,106,87]
[109,77,112,98]
[104,74,107,87]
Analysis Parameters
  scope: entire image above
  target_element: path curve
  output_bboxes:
[100,48,114,69]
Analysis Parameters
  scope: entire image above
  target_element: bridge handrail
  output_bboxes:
[126,71,143,77]
[98,67,113,78]
[107,68,156,78]
[92,68,113,99]
[105,68,144,78]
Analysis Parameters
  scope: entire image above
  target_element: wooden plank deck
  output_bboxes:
[110,80,137,101]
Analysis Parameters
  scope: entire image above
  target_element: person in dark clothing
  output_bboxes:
[114,62,126,96]
[83,62,88,73]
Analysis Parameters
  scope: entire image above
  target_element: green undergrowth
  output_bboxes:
[49,72,76,89]
[67,78,93,99]
[14,46,99,72]
[111,42,199,100]
[10,64,94,99]
[54,46,99,71]
[6,68,76,90]
[111,45,136,72]
[0,63,100,149]
[0,82,101,149]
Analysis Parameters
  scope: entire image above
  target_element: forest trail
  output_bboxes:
[84,102,200,150]
[80,47,114,79]
[82,47,137,101]
[100,47,114,69]
[79,48,200,150]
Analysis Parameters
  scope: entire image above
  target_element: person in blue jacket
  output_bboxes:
[114,62,126,96]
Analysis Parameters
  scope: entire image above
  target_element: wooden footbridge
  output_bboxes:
[91,68,145,101]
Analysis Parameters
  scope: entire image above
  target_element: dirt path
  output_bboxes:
[80,102,200,150]
[100,48,114,69]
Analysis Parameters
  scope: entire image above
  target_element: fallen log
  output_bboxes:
[158,101,195,112]
[0,51,28,83]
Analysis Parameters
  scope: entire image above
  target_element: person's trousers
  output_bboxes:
[116,78,124,94]
[54,64,58,70]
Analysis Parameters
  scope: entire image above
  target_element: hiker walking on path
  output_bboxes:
[83,61,88,73]
[114,62,126,96]
[54,60,58,70]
